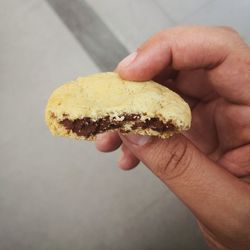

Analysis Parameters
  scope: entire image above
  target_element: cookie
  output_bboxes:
[45,72,191,140]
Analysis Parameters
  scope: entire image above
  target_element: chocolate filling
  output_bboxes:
[60,114,176,138]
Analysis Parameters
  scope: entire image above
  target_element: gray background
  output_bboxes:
[0,0,249,249]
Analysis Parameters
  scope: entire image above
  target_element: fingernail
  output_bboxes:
[118,51,137,68]
[125,134,152,146]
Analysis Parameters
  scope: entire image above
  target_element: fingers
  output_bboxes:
[95,132,122,152]
[96,132,140,170]
[119,133,250,233]
[118,144,140,170]
[117,26,250,105]
[117,26,236,80]
[214,101,250,151]
[218,144,250,177]
[174,69,217,101]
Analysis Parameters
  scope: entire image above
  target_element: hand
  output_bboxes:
[96,26,250,249]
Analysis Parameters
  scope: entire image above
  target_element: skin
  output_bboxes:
[95,26,250,250]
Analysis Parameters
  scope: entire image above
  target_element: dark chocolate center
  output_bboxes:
[60,114,176,138]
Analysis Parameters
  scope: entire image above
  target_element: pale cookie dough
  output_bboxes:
[45,72,191,140]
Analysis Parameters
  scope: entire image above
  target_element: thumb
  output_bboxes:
[120,133,250,231]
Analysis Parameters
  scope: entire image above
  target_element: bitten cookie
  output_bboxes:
[45,72,191,140]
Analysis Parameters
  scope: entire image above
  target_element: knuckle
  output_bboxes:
[216,26,244,43]
[154,138,192,180]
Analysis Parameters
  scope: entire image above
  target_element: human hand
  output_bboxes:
[96,26,250,249]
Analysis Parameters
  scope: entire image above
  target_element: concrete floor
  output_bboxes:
[0,0,249,249]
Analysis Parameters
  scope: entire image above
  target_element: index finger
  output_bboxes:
[117,26,250,105]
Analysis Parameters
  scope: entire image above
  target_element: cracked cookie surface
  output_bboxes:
[45,72,191,140]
